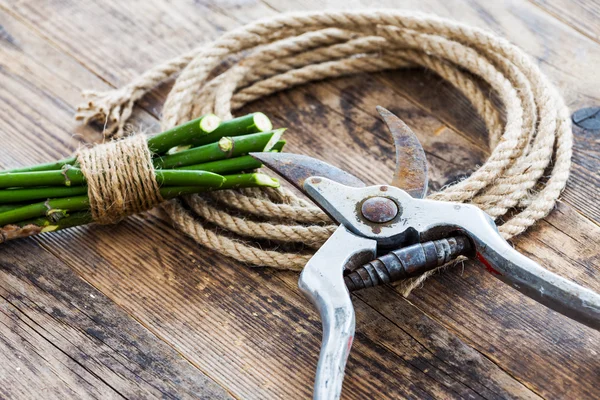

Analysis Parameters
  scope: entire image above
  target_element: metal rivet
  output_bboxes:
[361,197,398,223]
[572,107,600,131]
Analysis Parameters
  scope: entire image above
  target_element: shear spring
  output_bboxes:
[345,236,472,292]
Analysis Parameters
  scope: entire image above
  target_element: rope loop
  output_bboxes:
[76,10,572,295]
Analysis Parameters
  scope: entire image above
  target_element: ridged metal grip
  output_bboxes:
[345,236,472,292]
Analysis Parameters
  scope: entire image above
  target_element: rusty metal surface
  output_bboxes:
[376,106,429,198]
[360,196,398,223]
[345,236,473,292]
[249,152,365,190]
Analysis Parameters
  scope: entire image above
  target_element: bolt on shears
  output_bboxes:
[251,107,600,400]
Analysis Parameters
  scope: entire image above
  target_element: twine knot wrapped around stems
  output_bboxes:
[75,10,572,296]
[77,135,164,224]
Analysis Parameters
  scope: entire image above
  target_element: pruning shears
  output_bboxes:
[251,107,600,400]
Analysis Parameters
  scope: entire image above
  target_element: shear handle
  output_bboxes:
[298,226,376,400]
[435,204,600,331]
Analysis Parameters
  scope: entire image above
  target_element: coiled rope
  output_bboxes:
[76,10,572,295]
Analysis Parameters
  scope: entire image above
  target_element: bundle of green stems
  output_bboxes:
[0,112,285,238]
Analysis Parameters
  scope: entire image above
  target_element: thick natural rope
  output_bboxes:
[77,135,163,224]
[184,195,334,247]
[76,10,572,295]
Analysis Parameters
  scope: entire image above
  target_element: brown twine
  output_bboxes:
[75,10,572,296]
[77,135,163,224]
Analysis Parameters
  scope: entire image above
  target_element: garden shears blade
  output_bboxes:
[251,107,600,400]
[376,106,428,198]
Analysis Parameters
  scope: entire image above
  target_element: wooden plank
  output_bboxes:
[0,298,118,400]
[0,3,524,398]
[531,0,600,42]
[0,3,544,395]
[27,69,539,396]
[37,211,542,399]
[0,7,160,169]
[0,0,237,86]
[1,0,599,398]
[395,70,600,224]
[0,239,232,399]
[568,125,600,224]
[0,8,234,399]
[172,2,598,397]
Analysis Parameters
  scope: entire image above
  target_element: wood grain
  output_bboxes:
[37,211,543,399]
[0,238,231,399]
[0,0,599,398]
[531,0,600,42]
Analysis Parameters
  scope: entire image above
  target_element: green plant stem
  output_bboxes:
[0,166,86,188]
[0,186,88,204]
[270,140,286,153]
[0,113,272,175]
[0,166,226,189]
[0,157,77,174]
[14,211,93,232]
[154,129,284,169]
[0,204,21,213]
[220,173,279,189]
[183,112,273,149]
[0,146,285,203]
[0,172,278,226]
[147,114,221,155]
[179,140,285,174]
[0,196,91,226]
[179,155,262,174]
[155,170,224,187]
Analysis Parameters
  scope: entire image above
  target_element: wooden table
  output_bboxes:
[1,1,599,398]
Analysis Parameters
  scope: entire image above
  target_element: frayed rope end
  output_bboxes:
[75,88,136,139]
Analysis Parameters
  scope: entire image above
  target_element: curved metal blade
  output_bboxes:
[376,106,429,199]
[249,152,366,191]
